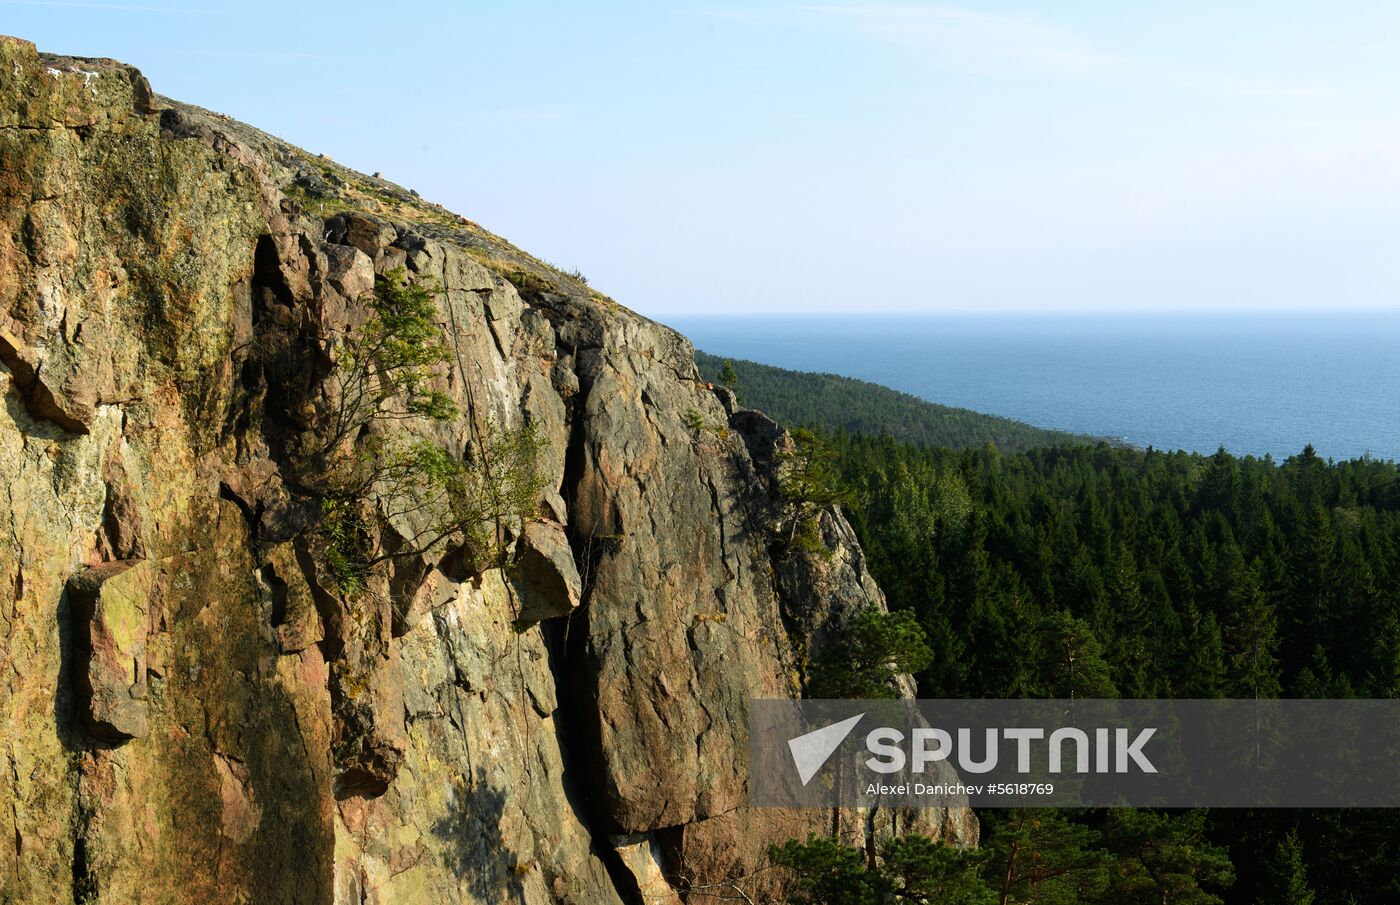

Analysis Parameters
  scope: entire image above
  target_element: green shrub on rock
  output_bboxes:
[309,268,546,594]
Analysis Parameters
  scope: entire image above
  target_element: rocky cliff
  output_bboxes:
[0,37,974,904]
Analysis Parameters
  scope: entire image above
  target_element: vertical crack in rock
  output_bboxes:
[542,617,646,905]
[541,360,644,903]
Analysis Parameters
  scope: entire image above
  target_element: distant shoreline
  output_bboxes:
[679,314,1400,461]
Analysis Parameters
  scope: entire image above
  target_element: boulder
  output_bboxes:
[67,560,153,742]
[512,520,581,621]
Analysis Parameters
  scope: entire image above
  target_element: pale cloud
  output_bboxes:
[796,3,1122,76]
[717,3,1356,101]
[0,0,228,13]
[1148,66,1356,103]
[152,48,338,60]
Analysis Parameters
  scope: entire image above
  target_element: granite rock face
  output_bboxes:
[0,36,975,904]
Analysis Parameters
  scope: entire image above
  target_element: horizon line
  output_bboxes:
[660,306,1400,319]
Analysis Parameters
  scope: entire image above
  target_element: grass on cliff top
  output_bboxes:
[158,97,611,309]
[696,350,1106,453]
[282,150,603,303]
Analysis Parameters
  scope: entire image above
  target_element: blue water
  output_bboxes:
[669,314,1400,461]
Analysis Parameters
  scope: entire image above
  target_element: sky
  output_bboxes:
[4,1,1399,316]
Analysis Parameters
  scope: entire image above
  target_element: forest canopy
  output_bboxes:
[696,351,1105,452]
[722,351,1400,904]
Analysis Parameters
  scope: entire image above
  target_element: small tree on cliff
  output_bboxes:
[807,607,933,699]
[719,359,740,399]
[316,267,455,463]
[319,421,549,592]
[312,268,546,593]
[777,428,854,555]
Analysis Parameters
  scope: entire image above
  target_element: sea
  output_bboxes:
[668,313,1400,462]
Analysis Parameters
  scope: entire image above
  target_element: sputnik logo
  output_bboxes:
[787,713,864,785]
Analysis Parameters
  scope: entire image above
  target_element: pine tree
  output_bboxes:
[1040,613,1118,699]
[1177,607,1226,698]
[982,811,1109,905]
[1102,809,1234,905]
[1223,561,1281,699]
[1259,830,1314,905]
[777,428,855,554]
[768,836,878,905]
[1284,504,1336,669]
[719,359,739,399]
[1368,609,1400,698]
[880,835,996,905]
[1108,545,1153,697]
[807,607,932,699]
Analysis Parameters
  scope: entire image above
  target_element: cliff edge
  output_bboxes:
[0,36,974,904]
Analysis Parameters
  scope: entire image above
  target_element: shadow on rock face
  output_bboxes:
[430,766,527,903]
